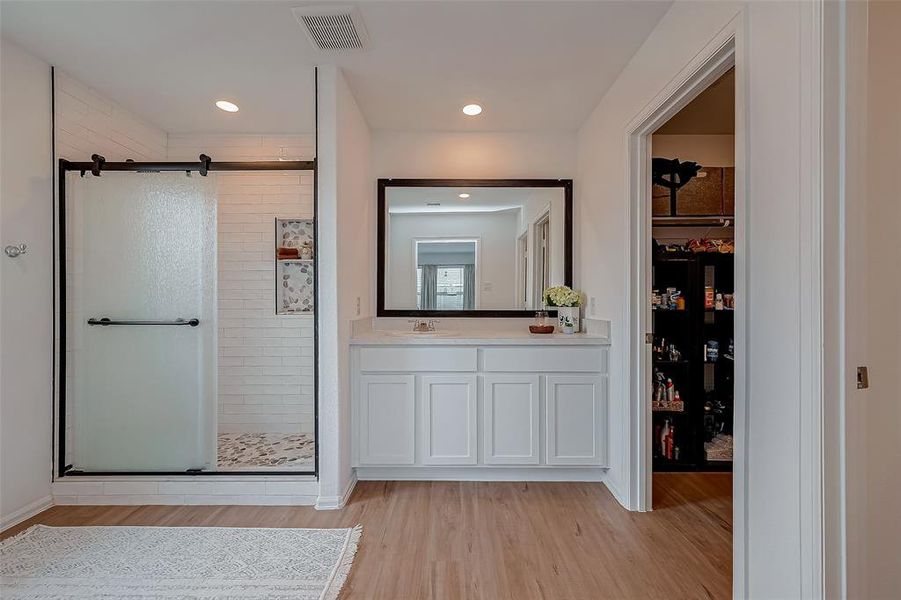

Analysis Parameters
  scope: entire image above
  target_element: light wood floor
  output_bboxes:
[4,474,732,599]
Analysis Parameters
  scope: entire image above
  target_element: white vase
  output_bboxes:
[556,306,580,334]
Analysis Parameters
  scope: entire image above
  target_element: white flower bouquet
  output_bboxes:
[543,285,582,308]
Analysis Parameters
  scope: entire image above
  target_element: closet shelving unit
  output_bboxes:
[652,250,734,472]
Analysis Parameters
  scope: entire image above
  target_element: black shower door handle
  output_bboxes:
[87,317,200,327]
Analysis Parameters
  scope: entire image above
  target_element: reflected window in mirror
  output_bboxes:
[378,179,572,317]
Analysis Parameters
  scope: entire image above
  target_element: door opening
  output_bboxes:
[649,68,736,488]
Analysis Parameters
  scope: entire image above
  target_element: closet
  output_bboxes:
[651,162,734,472]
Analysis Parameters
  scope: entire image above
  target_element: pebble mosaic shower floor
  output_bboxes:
[217,433,314,470]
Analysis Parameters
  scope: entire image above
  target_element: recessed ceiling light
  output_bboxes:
[462,104,482,116]
[458,193,470,199]
[216,100,239,113]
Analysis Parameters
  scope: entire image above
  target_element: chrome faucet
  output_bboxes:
[409,319,438,332]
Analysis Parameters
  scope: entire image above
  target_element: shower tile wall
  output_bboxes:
[168,135,316,443]
[55,70,167,162]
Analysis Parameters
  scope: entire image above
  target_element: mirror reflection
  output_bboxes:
[383,184,569,312]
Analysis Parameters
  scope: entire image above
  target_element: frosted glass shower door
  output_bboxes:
[66,171,217,472]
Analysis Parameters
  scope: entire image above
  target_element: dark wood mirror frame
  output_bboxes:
[377,178,573,318]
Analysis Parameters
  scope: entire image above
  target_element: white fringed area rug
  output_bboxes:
[1,524,362,600]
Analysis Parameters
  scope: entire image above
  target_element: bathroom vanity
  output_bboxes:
[350,326,610,480]
[359,178,606,481]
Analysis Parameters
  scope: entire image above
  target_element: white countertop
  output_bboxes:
[349,329,610,346]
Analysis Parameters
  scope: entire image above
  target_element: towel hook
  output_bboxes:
[4,244,27,258]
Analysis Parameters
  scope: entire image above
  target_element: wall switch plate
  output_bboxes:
[355,296,361,316]
[590,296,598,317]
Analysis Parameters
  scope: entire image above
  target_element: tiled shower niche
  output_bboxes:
[276,218,315,315]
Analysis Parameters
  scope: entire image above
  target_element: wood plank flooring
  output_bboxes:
[3,474,732,599]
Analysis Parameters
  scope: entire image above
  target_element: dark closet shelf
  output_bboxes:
[652,249,734,473]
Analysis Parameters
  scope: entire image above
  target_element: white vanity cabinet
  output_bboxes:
[358,374,415,465]
[420,375,478,465]
[351,335,609,479]
[483,374,541,465]
[545,375,607,465]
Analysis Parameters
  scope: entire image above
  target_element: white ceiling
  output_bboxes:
[0,0,672,134]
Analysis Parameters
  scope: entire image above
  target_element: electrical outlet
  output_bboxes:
[590,296,598,317]
[355,296,361,316]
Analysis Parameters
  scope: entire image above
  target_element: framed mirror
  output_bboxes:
[377,179,573,317]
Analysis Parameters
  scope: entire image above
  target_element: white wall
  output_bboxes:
[316,66,373,507]
[577,0,828,595]
[372,131,576,180]
[386,211,517,309]
[0,38,54,529]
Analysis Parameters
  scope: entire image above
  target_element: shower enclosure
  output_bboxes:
[56,156,317,476]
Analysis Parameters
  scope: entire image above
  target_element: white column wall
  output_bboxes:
[315,66,373,508]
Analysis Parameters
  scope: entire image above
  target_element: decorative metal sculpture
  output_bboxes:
[652,157,702,216]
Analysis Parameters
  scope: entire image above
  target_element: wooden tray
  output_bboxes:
[529,325,556,334]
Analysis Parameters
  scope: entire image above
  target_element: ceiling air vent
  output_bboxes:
[292,6,369,52]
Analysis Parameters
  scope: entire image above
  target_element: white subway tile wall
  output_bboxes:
[169,134,316,443]
[55,70,168,162]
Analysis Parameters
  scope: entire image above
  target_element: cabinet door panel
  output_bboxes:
[483,375,540,465]
[676,167,724,215]
[723,167,735,215]
[359,374,415,465]
[546,375,607,465]
[652,184,673,216]
[421,375,478,465]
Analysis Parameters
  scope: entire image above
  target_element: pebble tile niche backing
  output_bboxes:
[277,219,315,314]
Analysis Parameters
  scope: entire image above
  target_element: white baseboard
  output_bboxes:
[1,495,53,532]
[356,466,607,482]
[602,477,632,510]
[315,472,358,510]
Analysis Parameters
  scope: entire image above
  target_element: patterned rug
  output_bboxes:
[1,525,361,599]
[217,433,315,469]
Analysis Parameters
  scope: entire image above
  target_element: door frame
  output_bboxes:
[627,27,739,512]
[625,14,749,591]
[626,8,829,597]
